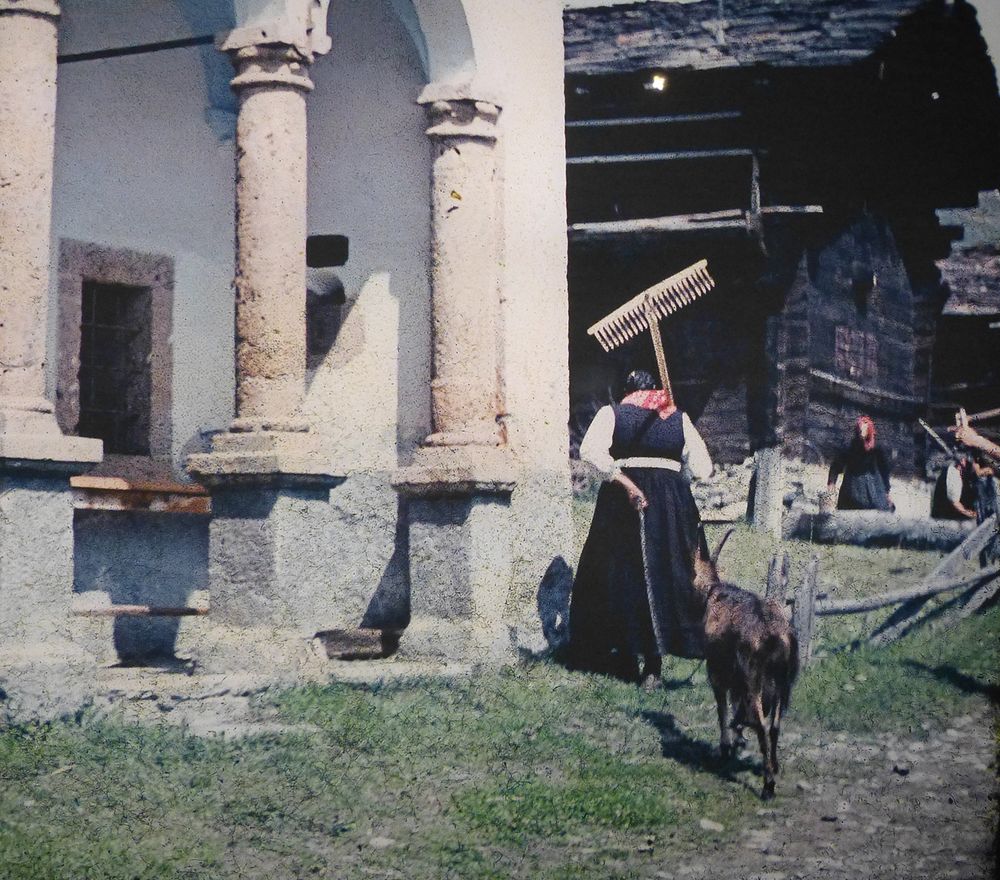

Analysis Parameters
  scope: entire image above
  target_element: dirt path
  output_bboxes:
[90,667,997,879]
[669,709,997,880]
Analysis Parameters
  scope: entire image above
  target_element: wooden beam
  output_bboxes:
[567,148,753,165]
[569,206,823,239]
[967,405,1000,423]
[566,111,743,128]
[868,514,998,646]
[73,605,209,617]
[809,369,922,408]
[70,474,210,514]
[815,564,1000,615]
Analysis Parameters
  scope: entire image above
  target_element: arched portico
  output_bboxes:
[388,0,476,85]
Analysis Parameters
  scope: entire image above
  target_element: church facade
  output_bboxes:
[0,0,573,719]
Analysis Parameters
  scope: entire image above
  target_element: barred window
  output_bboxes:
[77,281,153,455]
[57,241,173,460]
[834,325,878,382]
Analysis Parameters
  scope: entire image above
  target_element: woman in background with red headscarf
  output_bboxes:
[826,415,894,512]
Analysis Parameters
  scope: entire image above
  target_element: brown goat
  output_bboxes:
[692,530,799,799]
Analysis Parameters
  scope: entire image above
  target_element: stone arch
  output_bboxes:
[388,0,476,85]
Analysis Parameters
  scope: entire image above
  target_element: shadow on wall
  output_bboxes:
[360,496,412,631]
[74,509,208,663]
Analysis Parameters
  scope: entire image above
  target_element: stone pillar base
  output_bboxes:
[392,444,516,496]
[393,446,518,664]
[0,403,103,466]
[196,477,343,629]
[187,428,334,486]
[187,433,347,671]
[0,462,101,724]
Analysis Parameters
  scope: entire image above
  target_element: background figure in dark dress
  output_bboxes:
[569,370,713,688]
[826,415,894,512]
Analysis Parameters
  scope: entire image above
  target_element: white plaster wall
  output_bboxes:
[303,0,431,472]
[464,0,571,474]
[464,0,575,601]
[52,0,236,467]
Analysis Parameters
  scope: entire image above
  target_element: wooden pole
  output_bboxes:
[792,555,819,664]
[751,447,784,538]
[766,551,790,603]
[815,563,1000,615]
[644,298,673,404]
[967,405,1000,424]
[73,605,209,617]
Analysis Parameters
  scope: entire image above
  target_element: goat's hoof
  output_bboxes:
[761,781,776,801]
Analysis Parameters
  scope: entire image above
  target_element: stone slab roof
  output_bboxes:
[938,245,1000,316]
[564,0,929,74]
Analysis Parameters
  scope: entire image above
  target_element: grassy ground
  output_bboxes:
[2,515,997,879]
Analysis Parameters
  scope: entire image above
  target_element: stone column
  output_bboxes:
[189,32,326,478]
[187,30,339,669]
[395,84,515,489]
[393,84,517,663]
[0,0,58,421]
[424,91,503,448]
[0,0,101,723]
[0,0,94,460]
[230,42,311,431]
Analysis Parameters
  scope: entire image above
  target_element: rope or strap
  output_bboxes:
[638,507,669,655]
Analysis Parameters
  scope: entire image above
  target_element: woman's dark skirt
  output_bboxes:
[568,468,708,676]
[837,473,892,511]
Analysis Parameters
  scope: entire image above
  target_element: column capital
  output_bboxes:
[0,0,60,19]
[418,83,501,141]
[220,31,314,93]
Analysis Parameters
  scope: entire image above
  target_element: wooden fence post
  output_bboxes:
[751,446,785,538]
[792,554,819,664]
[766,551,790,603]
[869,513,998,647]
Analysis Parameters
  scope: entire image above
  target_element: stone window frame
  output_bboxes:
[56,239,174,460]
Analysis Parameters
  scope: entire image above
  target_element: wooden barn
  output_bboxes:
[932,244,1000,434]
[564,0,1000,477]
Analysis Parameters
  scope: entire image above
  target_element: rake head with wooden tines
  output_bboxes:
[586,259,715,403]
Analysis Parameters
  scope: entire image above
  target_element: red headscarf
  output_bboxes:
[855,415,877,452]
[621,389,677,420]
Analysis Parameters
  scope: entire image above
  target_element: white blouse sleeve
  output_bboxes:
[578,405,616,477]
[681,412,713,481]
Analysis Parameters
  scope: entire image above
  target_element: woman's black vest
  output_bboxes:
[610,405,684,461]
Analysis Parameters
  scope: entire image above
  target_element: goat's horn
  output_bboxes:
[711,527,736,567]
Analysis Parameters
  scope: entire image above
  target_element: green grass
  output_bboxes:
[2,515,997,879]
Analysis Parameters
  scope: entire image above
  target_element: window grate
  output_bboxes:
[78,281,152,455]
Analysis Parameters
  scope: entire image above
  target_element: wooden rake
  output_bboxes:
[587,259,716,404]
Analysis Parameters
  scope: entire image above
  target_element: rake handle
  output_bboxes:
[644,298,673,404]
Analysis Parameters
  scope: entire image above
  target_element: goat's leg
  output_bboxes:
[709,668,735,760]
[769,701,782,775]
[749,694,776,799]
